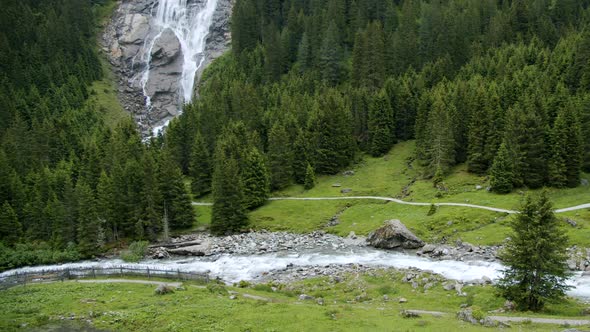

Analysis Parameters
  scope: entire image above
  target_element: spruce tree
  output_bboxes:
[368,90,395,157]
[268,123,294,190]
[497,191,571,311]
[189,132,212,197]
[158,151,195,230]
[549,102,583,188]
[292,130,311,184]
[303,163,316,190]
[490,142,514,194]
[211,156,248,235]
[425,87,455,177]
[242,147,270,209]
[319,21,343,86]
[75,181,100,257]
[0,201,21,246]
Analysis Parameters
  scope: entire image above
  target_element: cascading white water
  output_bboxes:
[3,248,590,299]
[141,0,218,110]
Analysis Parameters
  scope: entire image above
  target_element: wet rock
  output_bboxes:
[367,220,425,249]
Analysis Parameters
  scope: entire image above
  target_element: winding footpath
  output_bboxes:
[193,196,590,214]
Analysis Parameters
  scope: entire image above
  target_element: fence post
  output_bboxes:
[120,268,123,277]
[147,267,150,279]
[177,269,180,280]
[23,272,26,288]
[92,268,96,279]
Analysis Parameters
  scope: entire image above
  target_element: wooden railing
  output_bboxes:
[0,266,210,290]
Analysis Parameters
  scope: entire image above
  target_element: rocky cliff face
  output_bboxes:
[102,0,233,136]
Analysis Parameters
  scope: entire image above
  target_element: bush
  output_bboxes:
[121,241,149,262]
[0,242,81,272]
[470,306,485,321]
[236,280,251,288]
[207,283,228,295]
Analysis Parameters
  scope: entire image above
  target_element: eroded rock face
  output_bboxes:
[102,0,233,136]
[367,220,425,249]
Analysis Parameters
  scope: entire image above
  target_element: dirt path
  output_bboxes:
[194,196,590,214]
[488,315,590,326]
[75,279,182,287]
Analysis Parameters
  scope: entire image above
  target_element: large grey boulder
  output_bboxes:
[367,220,425,249]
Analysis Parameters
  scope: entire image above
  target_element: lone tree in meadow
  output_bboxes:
[496,190,571,311]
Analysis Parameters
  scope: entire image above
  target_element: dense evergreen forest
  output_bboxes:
[0,0,194,269]
[1,0,590,269]
[167,0,590,232]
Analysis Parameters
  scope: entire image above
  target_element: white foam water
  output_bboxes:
[4,248,589,298]
[141,0,218,109]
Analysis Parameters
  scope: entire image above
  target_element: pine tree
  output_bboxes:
[292,130,311,184]
[189,132,212,197]
[232,0,259,55]
[497,191,571,311]
[242,147,270,209]
[158,151,195,230]
[0,201,21,246]
[268,123,293,190]
[490,142,514,194]
[425,87,455,177]
[303,163,316,190]
[549,102,583,188]
[211,156,248,235]
[368,90,395,157]
[309,90,356,174]
[319,21,343,86]
[75,181,100,257]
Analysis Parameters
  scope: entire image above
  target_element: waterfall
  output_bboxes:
[140,0,219,111]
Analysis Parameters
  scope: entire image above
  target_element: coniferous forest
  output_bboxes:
[1,0,590,271]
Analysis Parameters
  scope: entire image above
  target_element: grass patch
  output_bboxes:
[245,141,590,246]
[1,275,586,331]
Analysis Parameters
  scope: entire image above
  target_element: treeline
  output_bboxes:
[0,0,194,269]
[165,0,590,233]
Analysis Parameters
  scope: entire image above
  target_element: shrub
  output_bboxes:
[121,241,149,262]
[207,283,228,295]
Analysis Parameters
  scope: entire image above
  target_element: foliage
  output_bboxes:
[121,241,149,263]
[497,191,571,311]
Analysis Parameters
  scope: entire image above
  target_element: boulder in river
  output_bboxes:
[367,220,425,249]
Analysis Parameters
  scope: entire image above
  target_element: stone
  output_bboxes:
[382,294,389,301]
[316,298,324,305]
[347,231,357,239]
[482,276,492,284]
[456,309,478,324]
[398,297,408,303]
[229,295,237,300]
[443,282,455,291]
[503,300,515,311]
[340,188,352,194]
[342,170,355,176]
[367,220,425,249]
[581,179,589,186]
[565,218,578,227]
[400,310,420,318]
[418,244,436,254]
[475,185,483,190]
[299,294,314,301]
[332,183,342,187]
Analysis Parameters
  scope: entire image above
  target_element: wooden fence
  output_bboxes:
[0,266,210,290]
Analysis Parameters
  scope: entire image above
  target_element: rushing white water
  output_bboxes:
[141,0,218,109]
[2,248,590,299]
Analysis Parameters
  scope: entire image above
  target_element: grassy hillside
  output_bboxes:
[1,272,586,331]
[194,141,590,247]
